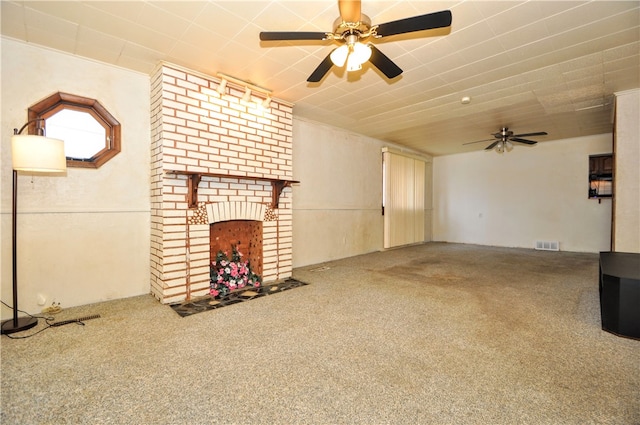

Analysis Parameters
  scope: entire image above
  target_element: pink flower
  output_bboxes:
[210,288,219,297]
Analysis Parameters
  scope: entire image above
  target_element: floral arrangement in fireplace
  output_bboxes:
[210,245,262,298]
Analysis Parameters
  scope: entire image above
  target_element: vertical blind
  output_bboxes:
[383,148,425,249]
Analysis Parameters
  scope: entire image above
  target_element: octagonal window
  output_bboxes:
[28,92,121,168]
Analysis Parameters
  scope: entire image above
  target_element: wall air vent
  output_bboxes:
[535,240,560,251]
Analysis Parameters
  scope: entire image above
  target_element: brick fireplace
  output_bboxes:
[150,63,295,304]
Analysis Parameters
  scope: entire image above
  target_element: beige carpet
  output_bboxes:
[1,243,638,424]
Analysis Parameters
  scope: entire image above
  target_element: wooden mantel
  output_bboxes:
[165,170,299,209]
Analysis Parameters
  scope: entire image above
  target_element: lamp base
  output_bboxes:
[1,316,38,335]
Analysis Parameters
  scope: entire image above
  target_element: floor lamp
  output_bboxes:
[1,119,66,335]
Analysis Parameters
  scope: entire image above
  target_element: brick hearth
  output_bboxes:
[150,63,294,304]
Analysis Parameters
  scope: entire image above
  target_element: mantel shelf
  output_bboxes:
[165,170,299,209]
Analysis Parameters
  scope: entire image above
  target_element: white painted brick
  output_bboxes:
[161,74,176,85]
[209,125,229,136]
[219,163,239,172]
[247,134,263,143]
[163,67,187,79]
[221,106,241,118]
[177,94,199,107]
[177,79,199,91]
[221,121,240,132]
[187,121,208,131]
[176,157,199,166]
[164,116,186,126]
[186,74,209,86]
[163,281,188,294]
[163,99,186,111]
[176,110,200,122]
[189,251,210,261]
[187,105,210,116]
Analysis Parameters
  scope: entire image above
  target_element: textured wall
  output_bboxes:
[1,39,150,318]
[432,134,613,252]
[291,117,433,267]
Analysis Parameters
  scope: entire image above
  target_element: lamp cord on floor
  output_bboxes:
[0,299,87,339]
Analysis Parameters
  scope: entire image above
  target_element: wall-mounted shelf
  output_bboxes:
[165,170,299,209]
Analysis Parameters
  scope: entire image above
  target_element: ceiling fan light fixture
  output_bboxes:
[330,45,349,67]
[505,141,513,152]
[330,40,370,71]
[346,54,363,71]
[351,42,371,64]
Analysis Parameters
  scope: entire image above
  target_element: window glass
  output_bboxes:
[45,109,106,160]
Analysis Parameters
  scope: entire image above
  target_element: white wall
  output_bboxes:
[613,89,640,253]
[291,117,432,267]
[1,38,151,318]
[432,134,613,252]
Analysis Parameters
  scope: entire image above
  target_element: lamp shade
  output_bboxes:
[11,135,66,172]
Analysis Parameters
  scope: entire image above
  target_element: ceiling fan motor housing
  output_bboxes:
[496,127,513,140]
[332,14,372,39]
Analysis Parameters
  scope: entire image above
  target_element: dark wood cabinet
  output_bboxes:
[590,154,613,176]
[589,154,613,198]
[599,251,640,339]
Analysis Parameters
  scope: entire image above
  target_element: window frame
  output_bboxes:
[28,92,121,169]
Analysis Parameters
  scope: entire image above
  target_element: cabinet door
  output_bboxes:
[602,155,613,173]
[589,156,600,174]
[589,154,613,175]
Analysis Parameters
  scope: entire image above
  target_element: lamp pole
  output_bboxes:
[2,168,39,334]
[2,120,65,334]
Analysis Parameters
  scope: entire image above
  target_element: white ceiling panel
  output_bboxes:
[1,0,638,156]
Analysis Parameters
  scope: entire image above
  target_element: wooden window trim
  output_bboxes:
[28,92,121,169]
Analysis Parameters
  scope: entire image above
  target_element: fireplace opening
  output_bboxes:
[210,220,263,276]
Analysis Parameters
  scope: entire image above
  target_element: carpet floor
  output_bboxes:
[1,243,639,424]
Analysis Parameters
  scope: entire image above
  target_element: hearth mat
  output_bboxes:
[169,278,309,317]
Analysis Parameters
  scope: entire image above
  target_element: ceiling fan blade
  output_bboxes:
[463,139,495,146]
[512,131,547,137]
[260,31,329,41]
[307,51,335,83]
[375,10,452,38]
[485,141,500,150]
[338,0,361,23]
[510,138,538,145]
[368,45,403,79]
